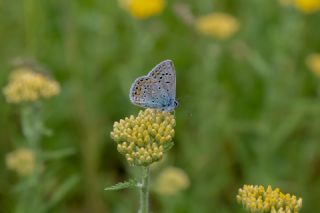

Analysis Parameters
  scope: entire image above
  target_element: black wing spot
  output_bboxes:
[158,86,161,90]
[160,77,163,79]
[165,81,170,83]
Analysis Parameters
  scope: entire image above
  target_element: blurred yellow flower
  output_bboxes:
[111,108,175,166]
[3,67,60,104]
[295,0,320,13]
[237,184,303,213]
[153,167,190,195]
[195,12,240,40]
[306,53,320,77]
[119,0,165,19]
[6,148,36,176]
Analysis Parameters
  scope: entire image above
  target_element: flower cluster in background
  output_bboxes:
[237,185,303,213]
[195,13,240,40]
[119,0,165,19]
[5,148,36,176]
[111,109,175,166]
[279,0,320,13]
[295,0,320,13]
[306,53,320,77]
[3,67,60,104]
[153,166,190,195]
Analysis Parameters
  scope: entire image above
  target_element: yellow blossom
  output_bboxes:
[294,0,320,13]
[6,148,36,176]
[119,0,165,19]
[195,12,240,40]
[306,53,320,77]
[153,167,190,195]
[111,108,175,166]
[3,67,60,104]
[237,184,303,213]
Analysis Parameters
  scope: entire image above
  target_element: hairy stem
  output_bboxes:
[20,103,43,212]
[139,166,150,213]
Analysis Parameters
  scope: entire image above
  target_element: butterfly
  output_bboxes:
[129,60,178,112]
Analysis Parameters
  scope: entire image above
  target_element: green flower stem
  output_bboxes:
[20,103,43,212]
[139,166,150,213]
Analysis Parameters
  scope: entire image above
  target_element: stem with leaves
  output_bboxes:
[20,102,44,212]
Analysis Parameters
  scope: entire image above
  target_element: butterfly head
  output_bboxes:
[174,100,179,108]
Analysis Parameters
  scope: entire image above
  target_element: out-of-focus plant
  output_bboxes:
[3,61,78,213]
[237,185,303,213]
[6,148,36,176]
[106,108,176,213]
[306,53,320,77]
[295,0,320,13]
[153,166,190,196]
[118,0,165,19]
[279,0,320,13]
[195,12,240,40]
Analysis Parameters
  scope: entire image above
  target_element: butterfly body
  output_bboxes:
[129,60,178,112]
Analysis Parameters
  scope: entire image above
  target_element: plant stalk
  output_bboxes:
[139,166,150,213]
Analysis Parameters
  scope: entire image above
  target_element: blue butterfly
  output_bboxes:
[129,60,178,112]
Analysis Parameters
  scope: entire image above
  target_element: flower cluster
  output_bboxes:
[3,67,60,104]
[119,0,165,19]
[111,109,175,166]
[294,0,320,13]
[306,53,320,77]
[153,166,190,195]
[237,185,303,213]
[6,148,36,176]
[195,12,240,40]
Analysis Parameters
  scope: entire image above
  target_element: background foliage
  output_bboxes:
[1,0,320,212]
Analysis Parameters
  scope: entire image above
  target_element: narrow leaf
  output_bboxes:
[104,179,137,191]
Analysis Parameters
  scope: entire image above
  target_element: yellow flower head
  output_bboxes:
[3,67,60,104]
[111,108,175,166]
[153,166,190,195]
[306,53,320,77]
[6,148,36,176]
[295,0,320,13]
[236,184,303,213]
[195,12,240,40]
[119,0,165,19]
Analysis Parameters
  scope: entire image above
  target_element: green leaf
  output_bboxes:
[42,148,76,160]
[104,179,138,191]
[41,175,80,212]
[163,141,174,152]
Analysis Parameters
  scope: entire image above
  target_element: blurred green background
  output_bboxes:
[1,0,320,212]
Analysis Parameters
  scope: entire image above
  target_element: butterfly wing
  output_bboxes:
[129,60,177,110]
[129,76,166,108]
[148,60,176,101]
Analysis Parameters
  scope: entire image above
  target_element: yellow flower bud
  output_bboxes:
[237,184,303,213]
[195,12,240,40]
[111,108,175,166]
[153,167,190,195]
[6,148,36,176]
[3,67,60,104]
